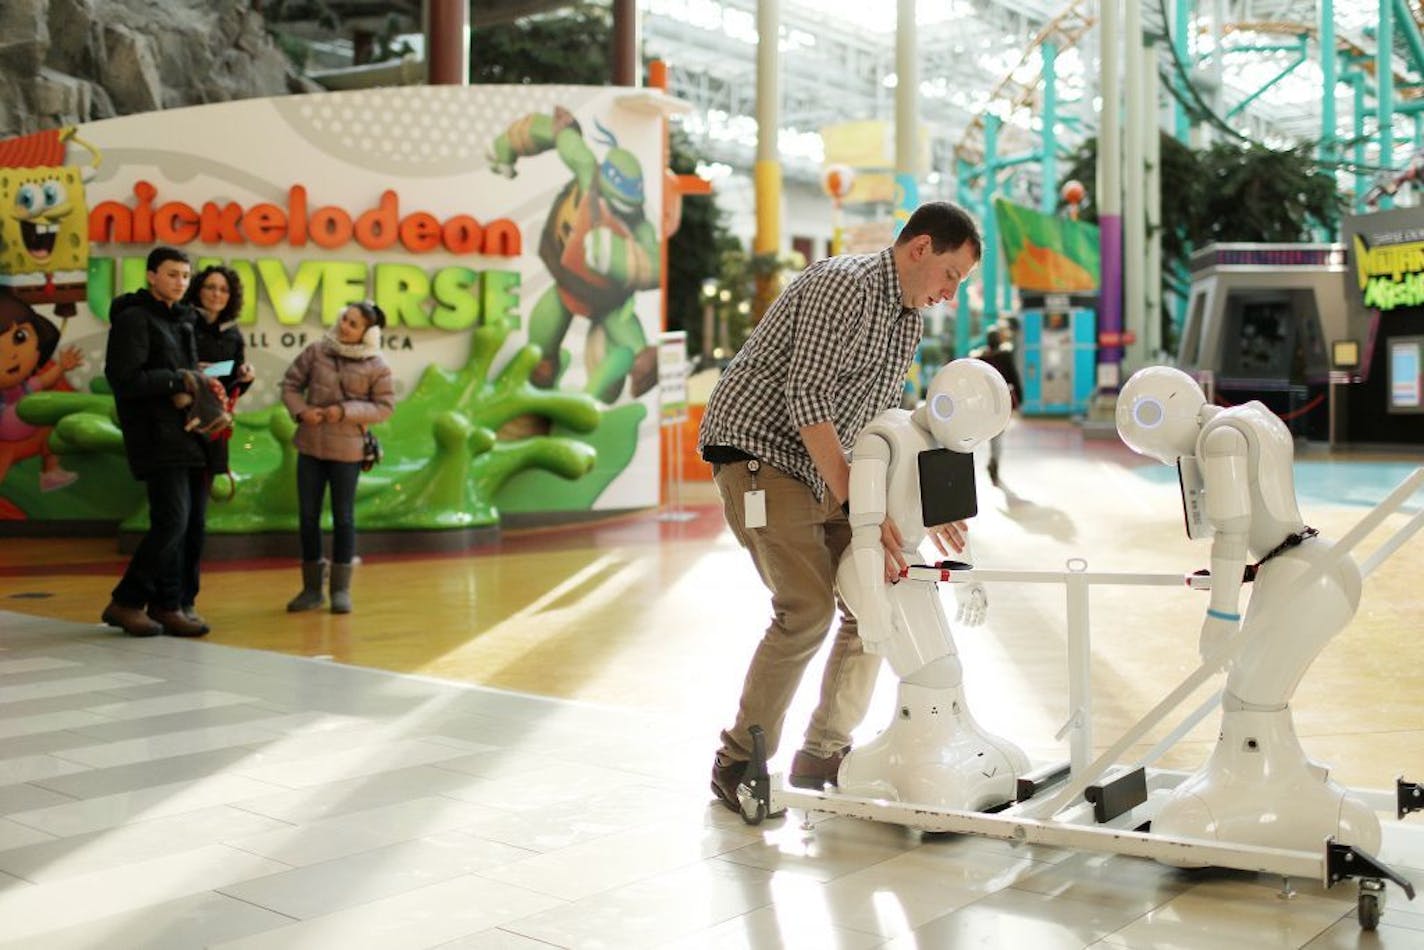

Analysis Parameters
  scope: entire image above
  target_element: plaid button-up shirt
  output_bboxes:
[699,247,922,500]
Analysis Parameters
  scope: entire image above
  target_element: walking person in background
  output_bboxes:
[101,246,210,638]
[281,301,394,614]
[181,264,255,619]
[975,325,1022,486]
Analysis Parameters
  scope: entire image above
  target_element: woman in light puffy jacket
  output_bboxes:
[280,301,394,614]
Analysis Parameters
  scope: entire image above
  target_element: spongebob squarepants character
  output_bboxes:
[0,127,101,319]
[488,108,660,404]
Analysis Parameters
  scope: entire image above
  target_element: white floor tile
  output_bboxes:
[0,752,89,786]
[219,829,534,919]
[83,689,265,720]
[0,710,113,741]
[225,795,505,867]
[1098,878,1351,949]
[226,764,495,824]
[434,928,581,949]
[477,818,760,901]
[0,889,292,949]
[0,843,291,943]
[880,884,1154,949]
[231,737,480,789]
[0,657,82,676]
[659,900,886,950]
[457,782,734,854]
[207,874,565,950]
[0,817,54,851]
[66,702,293,742]
[0,804,291,883]
[714,814,921,883]
[0,673,162,705]
[1303,913,1424,948]
[427,760,656,812]
[807,836,1054,938]
[52,722,289,769]
[1008,849,1195,914]
[33,745,271,799]
[503,858,788,949]
[0,782,74,816]
[5,773,288,837]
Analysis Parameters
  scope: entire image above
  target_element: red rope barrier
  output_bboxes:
[1211,392,1326,421]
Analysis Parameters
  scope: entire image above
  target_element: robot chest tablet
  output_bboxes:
[917,448,978,526]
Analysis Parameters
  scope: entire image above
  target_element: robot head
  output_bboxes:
[1116,366,1206,463]
[922,358,1012,452]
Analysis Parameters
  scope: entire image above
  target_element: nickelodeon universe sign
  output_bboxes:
[85,181,526,337]
[1355,234,1424,312]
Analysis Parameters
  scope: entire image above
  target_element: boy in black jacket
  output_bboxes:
[100,246,211,638]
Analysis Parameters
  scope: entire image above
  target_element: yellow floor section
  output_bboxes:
[3,418,1423,791]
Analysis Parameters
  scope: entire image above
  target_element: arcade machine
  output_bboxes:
[1018,292,1097,415]
[1177,243,1348,441]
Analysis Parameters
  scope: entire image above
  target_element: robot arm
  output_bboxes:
[1199,425,1251,660]
[844,433,896,653]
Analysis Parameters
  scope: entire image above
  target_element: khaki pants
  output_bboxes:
[713,460,881,763]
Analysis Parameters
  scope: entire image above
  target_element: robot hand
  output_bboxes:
[1198,612,1239,666]
[954,582,988,627]
[585,226,619,276]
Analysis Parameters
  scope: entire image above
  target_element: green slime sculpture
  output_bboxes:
[14,323,646,532]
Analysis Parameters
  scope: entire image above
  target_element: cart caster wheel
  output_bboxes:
[1358,880,1385,930]
[737,786,767,825]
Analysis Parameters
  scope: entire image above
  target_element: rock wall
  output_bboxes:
[0,0,320,138]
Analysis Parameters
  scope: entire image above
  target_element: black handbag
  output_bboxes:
[360,429,382,472]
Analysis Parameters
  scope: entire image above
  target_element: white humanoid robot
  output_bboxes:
[1116,366,1380,862]
[834,359,1031,810]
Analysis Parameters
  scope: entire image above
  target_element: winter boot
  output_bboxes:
[286,560,327,612]
[329,561,353,614]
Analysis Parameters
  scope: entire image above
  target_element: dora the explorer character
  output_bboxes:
[0,289,81,493]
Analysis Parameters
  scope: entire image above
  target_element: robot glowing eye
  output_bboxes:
[1133,397,1165,428]
[930,392,955,421]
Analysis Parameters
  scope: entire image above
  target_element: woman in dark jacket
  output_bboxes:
[179,264,254,617]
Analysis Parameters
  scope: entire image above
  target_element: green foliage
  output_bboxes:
[1061,134,1342,251]
[469,3,614,85]
[1061,135,1343,350]
[669,129,740,357]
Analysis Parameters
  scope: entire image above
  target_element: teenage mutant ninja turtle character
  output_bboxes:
[487,107,660,404]
[0,127,102,319]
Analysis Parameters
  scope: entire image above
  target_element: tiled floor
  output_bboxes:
[0,610,1421,948]
[1,417,1423,947]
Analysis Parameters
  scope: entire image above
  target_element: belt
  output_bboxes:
[702,445,756,464]
[1243,526,1318,582]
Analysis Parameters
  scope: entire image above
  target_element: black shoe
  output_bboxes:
[788,746,848,790]
[710,755,748,812]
